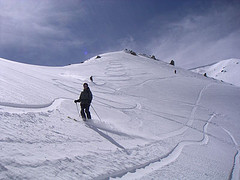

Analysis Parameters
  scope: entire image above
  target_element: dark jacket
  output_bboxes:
[76,87,92,105]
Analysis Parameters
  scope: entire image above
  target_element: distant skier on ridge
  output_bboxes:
[74,83,93,121]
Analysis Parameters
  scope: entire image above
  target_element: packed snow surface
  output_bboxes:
[192,58,240,87]
[0,51,240,179]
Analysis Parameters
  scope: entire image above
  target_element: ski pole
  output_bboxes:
[75,103,81,118]
[91,104,102,122]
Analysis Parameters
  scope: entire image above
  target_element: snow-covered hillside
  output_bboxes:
[0,51,240,179]
[191,58,240,87]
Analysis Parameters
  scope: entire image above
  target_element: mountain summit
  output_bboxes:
[191,58,240,87]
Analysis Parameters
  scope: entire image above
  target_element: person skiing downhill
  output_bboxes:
[74,83,93,121]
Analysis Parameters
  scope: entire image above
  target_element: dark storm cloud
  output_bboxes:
[0,0,239,68]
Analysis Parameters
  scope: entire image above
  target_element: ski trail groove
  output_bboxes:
[99,84,213,179]
[102,113,216,180]
[0,98,72,113]
[221,127,240,180]
[229,151,240,180]
[154,83,212,140]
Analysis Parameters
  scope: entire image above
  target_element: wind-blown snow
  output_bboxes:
[191,58,240,87]
[0,51,239,179]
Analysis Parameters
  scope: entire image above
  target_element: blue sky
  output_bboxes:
[0,0,240,68]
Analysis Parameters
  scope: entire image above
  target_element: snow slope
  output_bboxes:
[0,51,240,179]
[191,58,240,87]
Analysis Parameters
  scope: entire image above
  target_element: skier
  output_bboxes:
[170,60,175,66]
[74,83,93,121]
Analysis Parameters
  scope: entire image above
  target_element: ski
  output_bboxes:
[67,116,78,121]
[68,116,87,122]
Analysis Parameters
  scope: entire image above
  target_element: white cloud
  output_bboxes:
[118,36,137,50]
[0,0,86,49]
[147,4,240,69]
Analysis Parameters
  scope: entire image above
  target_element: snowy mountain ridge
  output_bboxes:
[191,58,240,87]
[0,51,240,179]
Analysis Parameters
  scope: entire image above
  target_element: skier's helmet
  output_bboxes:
[83,83,88,87]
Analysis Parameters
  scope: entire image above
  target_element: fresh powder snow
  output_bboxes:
[0,51,239,179]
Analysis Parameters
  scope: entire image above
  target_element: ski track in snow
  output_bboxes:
[149,83,213,140]
[100,83,214,179]
[52,79,80,95]
[107,80,239,180]
[0,98,72,113]
[221,127,240,180]
[104,113,217,180]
